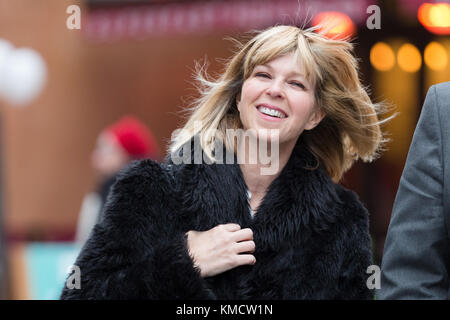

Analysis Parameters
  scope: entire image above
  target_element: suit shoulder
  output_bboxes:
[433,81,450,94]
[431,82,450,113]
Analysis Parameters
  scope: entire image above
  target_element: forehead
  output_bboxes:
[255,53,306,75]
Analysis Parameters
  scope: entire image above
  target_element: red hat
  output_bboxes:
[105,116,159,160]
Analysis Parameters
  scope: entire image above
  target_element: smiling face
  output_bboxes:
[237,52,324,148]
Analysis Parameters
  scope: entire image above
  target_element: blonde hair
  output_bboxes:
[170,25,390,182]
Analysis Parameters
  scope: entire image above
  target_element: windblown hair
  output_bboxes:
[170,25,391,182]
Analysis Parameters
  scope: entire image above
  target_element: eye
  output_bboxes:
[255,72,271,79]
[290,81,306,89]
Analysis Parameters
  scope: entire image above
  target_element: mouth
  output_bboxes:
[256,104,288,119]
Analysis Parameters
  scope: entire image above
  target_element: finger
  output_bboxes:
[232,228,253,242]
[234,240,255,254]
[234,254,256,267]
[222,223,241,232]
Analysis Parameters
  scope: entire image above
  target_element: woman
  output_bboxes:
[61,25,387,300]
[75,116,160,245]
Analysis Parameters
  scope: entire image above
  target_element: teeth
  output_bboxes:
[258,106,286,118]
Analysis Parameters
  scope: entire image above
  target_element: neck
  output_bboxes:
[238,137,296,196]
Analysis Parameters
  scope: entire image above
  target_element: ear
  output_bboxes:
[304,108,325,131]
[236,93,241,112]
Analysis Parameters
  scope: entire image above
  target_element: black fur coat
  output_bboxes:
[60,138,373,300]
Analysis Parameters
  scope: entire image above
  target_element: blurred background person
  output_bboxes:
[75,116,160,245]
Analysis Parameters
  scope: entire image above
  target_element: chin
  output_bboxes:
[256,129,278,141]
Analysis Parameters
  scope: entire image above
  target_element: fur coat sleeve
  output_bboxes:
[60,160,216,300]
[333,186,373,300]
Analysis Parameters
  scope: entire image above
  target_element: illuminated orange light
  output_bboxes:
[312,12,356,40]
[424,41,448,71]
[370,42,396,71]
[397,43,422,73]
[418,3,450,35]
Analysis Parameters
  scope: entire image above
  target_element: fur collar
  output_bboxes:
[167,136,344,250]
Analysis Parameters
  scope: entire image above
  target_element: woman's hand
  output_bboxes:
[186,223,256,278]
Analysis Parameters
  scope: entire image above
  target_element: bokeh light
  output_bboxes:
[370,42,396,71]
[418,3,450,35]
[397,43,422,72]
[424,41,448,71]
[312,12,356,40]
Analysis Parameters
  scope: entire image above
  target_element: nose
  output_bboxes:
[266,79,284,99]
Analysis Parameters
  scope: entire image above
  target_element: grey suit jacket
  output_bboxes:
[378,82,450,299]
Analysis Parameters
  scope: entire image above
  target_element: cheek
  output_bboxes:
[291,93,315,117]
[241,80,262,103]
